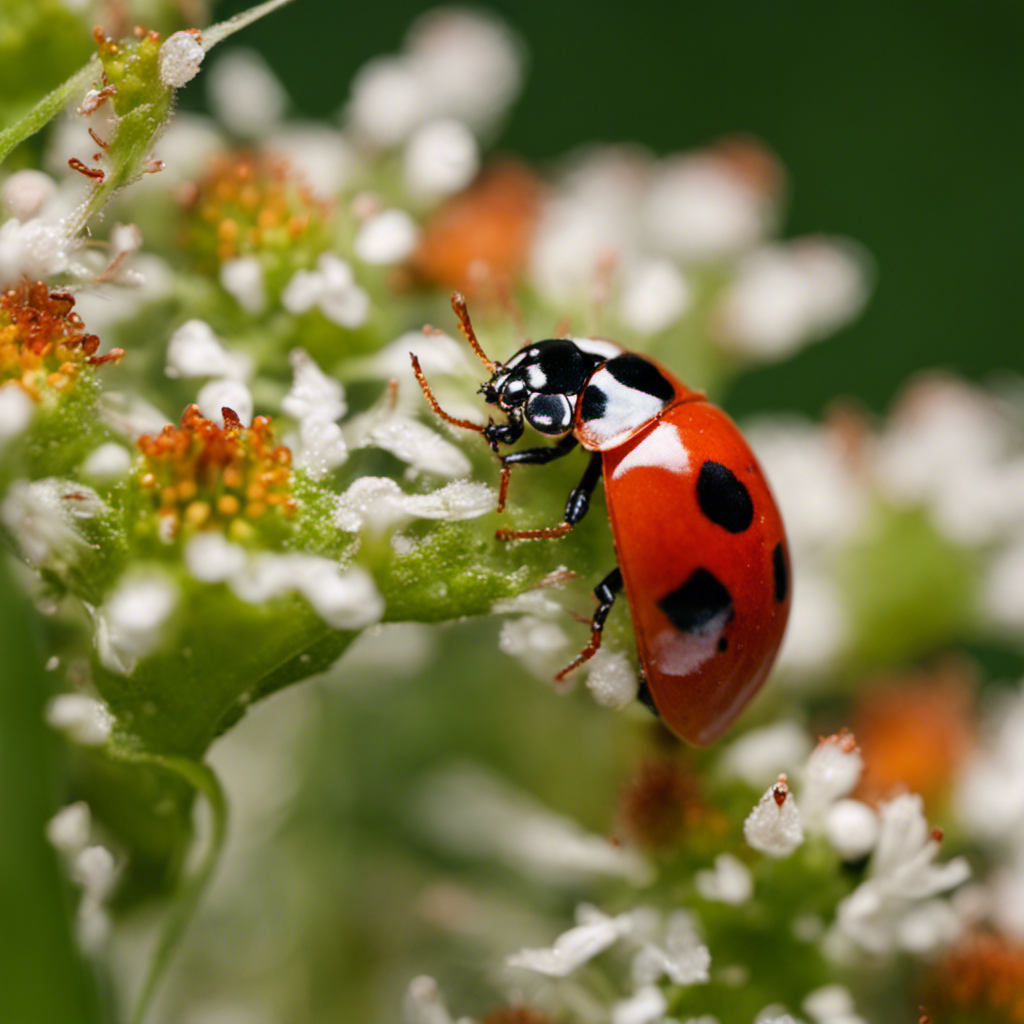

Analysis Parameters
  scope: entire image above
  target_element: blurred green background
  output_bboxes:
[203,0,1023,418]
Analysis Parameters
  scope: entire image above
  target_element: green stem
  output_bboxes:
[0,57,100,167]
[118,753,228,1024]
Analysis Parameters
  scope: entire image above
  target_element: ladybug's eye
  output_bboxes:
[525,392,572,434]
[502,377,528,406]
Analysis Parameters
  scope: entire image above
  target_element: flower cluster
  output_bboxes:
[0,5,1019,1024]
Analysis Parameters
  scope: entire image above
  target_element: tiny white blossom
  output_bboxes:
[283,347,346,421]
[81,442,133,481]
[631,909,711,987]
[47,801,92,858]
[717,239,868,360]
[611,985,667,1024]
[718,721,812,789]
[774,568,849,677]
[165,319,251,380]
[498,615,571,681]
[220,256,267,314]
[346,57,425,148]
[231,553,384,630]
[282,254,370,328]
[585,648,639,708]
[99,392,170,440]
[95,571,180,675]
[1,170,57,220]
[196,378,254,429]
[834,793,970,954]
[800,734,864,827]
[803,985,867,1024]
[618,258,691,335]
[335,477,493,533]
[183,532,248,583]
[506,904,633,976]
[0,215,71,288]
[983,536,1024,630]
[695,853,754,905]
[403,118,480,200]
[372,330,472,380]
[46,694,113,746]
[267,124,355,198]
[403,976,456,1024]
[744,776,804,857]
[72,845,117,901]
[158,30,205,88]
[642,151,773,261]
[207,48,287,136]
[823,800,879,861]
[354,209,419,265]
[0,478,102,572]
[0,383,35,443]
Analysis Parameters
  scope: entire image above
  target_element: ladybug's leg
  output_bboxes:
[496,451,602,541]
[495,434,579,512]
[555,567,623,680]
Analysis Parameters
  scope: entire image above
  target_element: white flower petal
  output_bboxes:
[47,801,91,858]
[695,853,754,905]
[354,209,419,265]
[165,319,250,380]
[0,383,35,443]
[207,48,287,136]
[823,800,879,861]
[46,694,113,746]
[611,985,667,1024]
[507,907,632,977]
[94,571,179,675]
[403,118,480,200]
[585,648,639,709]
[158,30,205,88]
[744,777,804,857]
[220,256,266,315]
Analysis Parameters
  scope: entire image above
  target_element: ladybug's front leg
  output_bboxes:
[555,567,623,680]
[496,451,602,541]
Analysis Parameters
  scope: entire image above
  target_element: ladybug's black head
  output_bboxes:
[481,339,608,444]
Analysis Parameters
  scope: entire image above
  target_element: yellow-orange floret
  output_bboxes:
[926,931,1024,1023]
[136,404,296,542]
[180,150,331,271]
[0,280,123,399]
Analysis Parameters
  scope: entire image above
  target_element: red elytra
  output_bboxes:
[412,295,791,745]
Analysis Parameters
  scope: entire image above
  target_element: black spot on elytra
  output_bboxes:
[657,568,734,634]
[696,460,754,533]
[606,354,676,402]
[717,636,728,652]
[579,384,608,423]
[772,542,789,603]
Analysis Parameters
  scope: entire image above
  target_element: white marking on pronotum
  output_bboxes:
[572,337,622,361]
[578,365,669,450]
[612,421,689,479]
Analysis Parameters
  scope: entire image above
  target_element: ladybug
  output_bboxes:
[411,294,791,745]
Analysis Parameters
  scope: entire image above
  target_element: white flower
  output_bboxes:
[744,776,804,857]
[354,209,419,266]
[617,258,691,335]
[281,254,370,329]
[47,802,92,858]
[0,383,35,443]
[267,124,355,198]
[718,722,812,789]
[81,442,133,481]
[717,239,869,360]
[822,800,879,862]
[631,909,711,987]
[231,553,384,630]
[416,765,650,886]
[611,985,667,1024]
[99,392,171,440]
[196,378,254,429]
[984,536,1024,630]
[834,793,970,954]
[695,853,754,905]
[0,215,71,288]
[346,57,424,148]
[498,614,571,681]
[803,985,867,1024]
[585,648,639,708]
[46,694,113,746]
[0,479,103,572]
[278,348,350,478]
[220,256,267,314]
[1,170,57,221]
[71,844,117,954]
[403,118,480,201]
[799,733,864,828]
[206,48,287,136]
[165,319,251,380]
[403,976,471,1024]
[183,532,249,583]
[506,904,634,976]
[94,570,180,675]
[335,477,493,534]
[773,568,848,678]
[159,30,205,88]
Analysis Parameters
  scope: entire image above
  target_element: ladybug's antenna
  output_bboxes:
[451,292,497,374]
[409,353,487,436]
